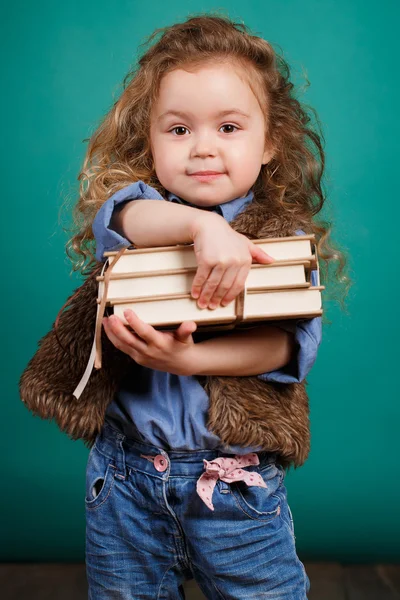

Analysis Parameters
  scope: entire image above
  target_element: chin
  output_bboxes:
[193,189,237,204]
[189,194,224,207]
[170,188,217,207]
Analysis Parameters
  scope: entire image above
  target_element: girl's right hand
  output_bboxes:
[189,212,275,310]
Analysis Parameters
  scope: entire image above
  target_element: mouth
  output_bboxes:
[188,171,225,182]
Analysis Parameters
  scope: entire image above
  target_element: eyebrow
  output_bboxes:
[157,109,250,122]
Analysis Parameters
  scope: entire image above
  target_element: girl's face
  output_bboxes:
[149,61,273,207]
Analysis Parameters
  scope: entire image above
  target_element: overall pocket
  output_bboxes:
[85,445,117,510]
[272,473,296,538]
[230,462,284,522]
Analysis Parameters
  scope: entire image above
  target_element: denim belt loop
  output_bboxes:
[115,433,127,480]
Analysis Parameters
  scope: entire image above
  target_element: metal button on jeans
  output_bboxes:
[153,455,168,472]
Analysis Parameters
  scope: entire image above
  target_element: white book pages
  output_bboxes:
[100,272,194,300]
[113,297,236,327]
[244,288,322,320]
[106,237,313,274]
[245,263,307,288]
[108,246,197,274]
[253,238,312,261]
[99,263,308,301]
[111,288,321,327]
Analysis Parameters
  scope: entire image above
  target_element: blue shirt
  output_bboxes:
[92,181,322,453]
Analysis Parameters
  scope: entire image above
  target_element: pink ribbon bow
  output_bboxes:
[196,453,267,511]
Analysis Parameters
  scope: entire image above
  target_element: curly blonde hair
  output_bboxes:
[63,11,352,314]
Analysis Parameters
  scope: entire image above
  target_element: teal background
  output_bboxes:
[2,0,399,562]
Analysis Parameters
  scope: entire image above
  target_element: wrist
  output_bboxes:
[178,342,204,377]
[189,210,227,243]
[188,339,212,376]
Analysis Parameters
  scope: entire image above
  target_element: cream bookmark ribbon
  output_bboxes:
[72,247,128,400]
[72,303,101,399]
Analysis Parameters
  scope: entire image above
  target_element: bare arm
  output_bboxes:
[191,324,296,376]
[111,199,220,247]
[109,196,273,313]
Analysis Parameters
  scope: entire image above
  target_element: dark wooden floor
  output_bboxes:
[1,563,400,599]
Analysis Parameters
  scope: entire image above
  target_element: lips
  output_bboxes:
[189,171,225,183]
[189,171,224,175]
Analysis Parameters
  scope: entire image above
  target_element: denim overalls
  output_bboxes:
[85,421,310,599]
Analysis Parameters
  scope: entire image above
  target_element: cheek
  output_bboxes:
[151,143,179,187]
[154,140,186,172]
[228,143,263,170]
[226,143,266,185]
[151,131,174,168]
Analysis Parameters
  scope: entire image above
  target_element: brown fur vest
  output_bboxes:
[19,198,311,470]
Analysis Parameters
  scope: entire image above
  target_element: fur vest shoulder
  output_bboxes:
[19,197,312,470]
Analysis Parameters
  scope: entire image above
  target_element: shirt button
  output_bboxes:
[153,455,168,472]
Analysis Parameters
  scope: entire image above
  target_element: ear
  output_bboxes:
[262,143,275,165]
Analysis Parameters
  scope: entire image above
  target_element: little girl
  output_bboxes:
[66,13,344,600]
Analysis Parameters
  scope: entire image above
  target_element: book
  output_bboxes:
[96,234,324,330]
[98,261,311,302]
[71,235,324,397]
[103,235,317,273]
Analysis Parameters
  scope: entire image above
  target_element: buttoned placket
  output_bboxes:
[140,451,170,476]
[140,451,192,568]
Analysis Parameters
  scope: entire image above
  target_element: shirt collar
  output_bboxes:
[166,189,254,223]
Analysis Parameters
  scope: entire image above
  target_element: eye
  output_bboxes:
[170,126,189,136]
[220,124,238,134]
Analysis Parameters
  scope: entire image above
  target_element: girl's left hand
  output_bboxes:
[102,309,199,376]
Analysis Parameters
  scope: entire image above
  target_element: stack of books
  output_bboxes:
[96,234,324,333]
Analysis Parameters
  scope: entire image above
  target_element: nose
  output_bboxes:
[190,131,217,158]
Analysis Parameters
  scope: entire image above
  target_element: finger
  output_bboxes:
[175,320,197,342]
[208,264,241,308]
[220,263,251,306]
[123,309,163,347]
[248,241,275,263]
[103,317,136,354]
[197,264,225,307]
[191,264,213,300]
[106,315,148,353]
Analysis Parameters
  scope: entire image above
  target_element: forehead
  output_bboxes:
[152,61,263,118]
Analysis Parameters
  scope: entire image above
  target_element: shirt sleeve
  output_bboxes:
[92,181,164,261]
[256,229,322,384]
